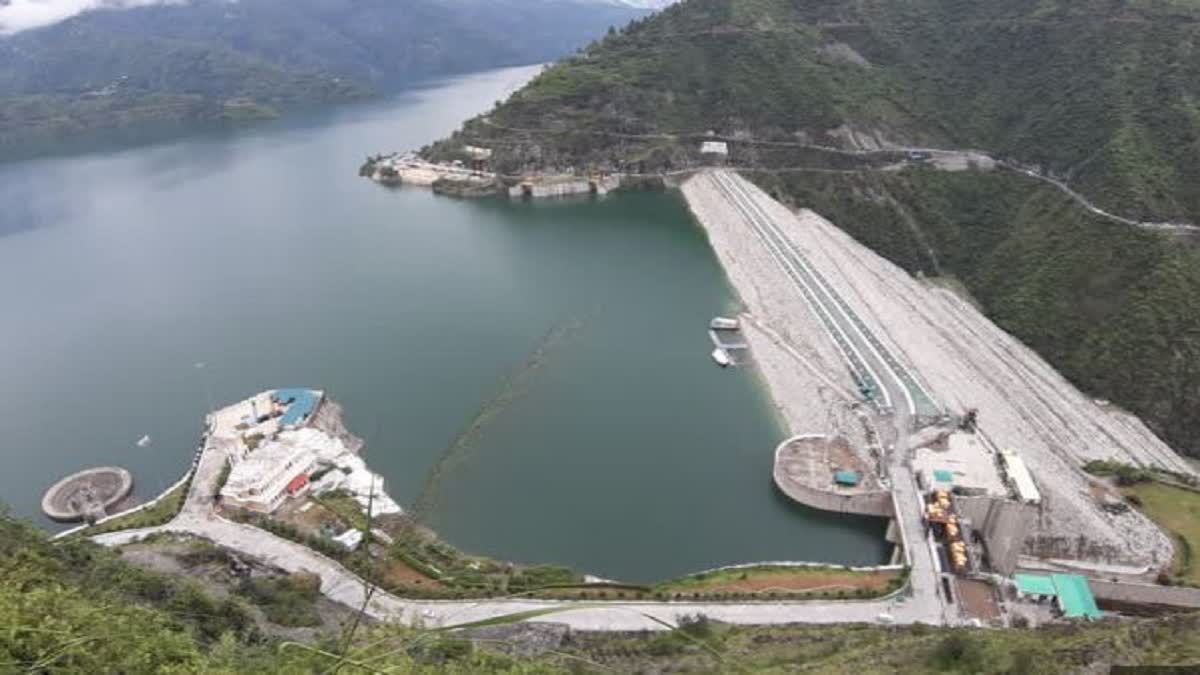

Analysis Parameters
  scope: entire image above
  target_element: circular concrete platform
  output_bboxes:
[41,466,134,522]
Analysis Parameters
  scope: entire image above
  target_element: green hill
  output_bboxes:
[3,511,1199,673]
[429,0,1200,458]
[437,0,1200,222]
[0,0,650,150]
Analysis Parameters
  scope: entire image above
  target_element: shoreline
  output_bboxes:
[83,387,927,630]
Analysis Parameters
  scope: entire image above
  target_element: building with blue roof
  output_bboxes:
[273,388,321,428]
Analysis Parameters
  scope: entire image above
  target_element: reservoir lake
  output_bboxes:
[0,65,888,582]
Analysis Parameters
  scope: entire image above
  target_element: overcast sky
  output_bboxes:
[0,0,180,34]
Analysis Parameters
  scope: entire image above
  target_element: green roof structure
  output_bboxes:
[933,469,954,483]
[1014,573,1057,596]
[833,470,861,486]
[1014,573,1102,620]
[1051,574,1102,620]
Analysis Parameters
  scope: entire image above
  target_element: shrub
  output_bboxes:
[676,613,714,640]
[931,632,986,671]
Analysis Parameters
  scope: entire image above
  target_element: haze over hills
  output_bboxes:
[0,0,651,148]
[431,0,1200,458]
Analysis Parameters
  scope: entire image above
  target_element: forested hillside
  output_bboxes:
[430,0,1200,457]
[444,0,1200,222]
[0,0,649,149]
[3,511,1199,673]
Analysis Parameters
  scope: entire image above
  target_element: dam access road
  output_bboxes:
[92,399,946,630]
[90,170,960,631]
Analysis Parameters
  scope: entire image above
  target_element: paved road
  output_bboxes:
[469,118,1198,233]
[95,514,939,630]
[93,385,945,631]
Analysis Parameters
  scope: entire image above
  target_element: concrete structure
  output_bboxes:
[275,388,319,428]
[205,389,400,516]
[1014,573,1102,620]
[914,433,1008,497]
[509,175,621,199]
[773,434,893,517]
[956,496,1036,576]
[1089,580,1200,614]
[374,155,498,187]
[1000,450,1041,505]
[221,441,316,513]
[42,466,134,522]
[700,141,729,155]
[463,145,493,160]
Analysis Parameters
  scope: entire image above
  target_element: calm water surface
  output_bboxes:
[0,66,888,581]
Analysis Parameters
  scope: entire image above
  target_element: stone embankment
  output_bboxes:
[684,170,1191,570]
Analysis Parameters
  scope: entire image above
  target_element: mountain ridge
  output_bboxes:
[0,0,649,151]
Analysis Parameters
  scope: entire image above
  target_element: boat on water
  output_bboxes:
[136,434,151,448]
[711,347,732,367]
[710,316,739,331]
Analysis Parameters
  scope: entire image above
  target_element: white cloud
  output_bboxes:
[0,0,180,35]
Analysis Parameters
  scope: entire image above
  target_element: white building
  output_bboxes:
[700,141,729,155]
[463,145,493,160]
[1001,450,1042,505]
[220,440,316,513]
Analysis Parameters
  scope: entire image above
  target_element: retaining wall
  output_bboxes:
[53,439,205,540]
[957,496,1036,576]
[509,176,621,199]
[773,434,894,518]
[773,472,895,517]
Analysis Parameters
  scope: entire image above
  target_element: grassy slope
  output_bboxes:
[1122,481,1200,585]
[3,512,1200,673]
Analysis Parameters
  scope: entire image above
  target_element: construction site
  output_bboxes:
[684,169,1199,621]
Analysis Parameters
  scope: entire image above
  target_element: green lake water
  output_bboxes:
[0,66,888,582]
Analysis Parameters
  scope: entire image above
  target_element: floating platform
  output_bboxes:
[712,347,732,367]
[41,466,134,523]
[710,316,740,330]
